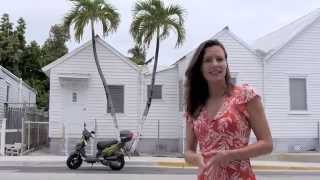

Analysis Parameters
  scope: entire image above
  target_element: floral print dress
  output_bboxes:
[186,84,258,180]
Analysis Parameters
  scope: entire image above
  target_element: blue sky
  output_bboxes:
[1,0,320,65]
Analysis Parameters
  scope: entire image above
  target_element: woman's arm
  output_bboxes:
[184,118,204,168]
[227,96,273,160]
[205,96,273,167]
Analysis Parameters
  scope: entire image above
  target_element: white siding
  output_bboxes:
[49,41,141,138]
[143,67,179,138]
[264,17,320,138]
[0,79,5,119]
[4,77,20,105]
[0,67,36,119]
[0,68,36,107]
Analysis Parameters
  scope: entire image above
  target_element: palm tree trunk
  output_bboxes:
[146,28,160,116]
[90,20,120,141]
[131,28,160,152]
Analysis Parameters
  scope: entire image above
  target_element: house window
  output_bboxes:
[107,85,124,113]
[72,92,77,102]
[179,80,184,112]
[289,78,307,110]
[147,85,162,99]
[230,77,237,85]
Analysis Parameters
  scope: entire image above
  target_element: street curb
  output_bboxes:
[252,165,320,171]
[2,156,320,172]
[157,161,194,168]
[156,161,320,171]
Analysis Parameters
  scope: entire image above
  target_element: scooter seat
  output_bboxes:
[97,140,118,150]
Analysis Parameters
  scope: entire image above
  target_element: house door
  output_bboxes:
[62,79,89,136]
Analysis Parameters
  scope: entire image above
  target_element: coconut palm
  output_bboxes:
[130,0,186,150]
[63,0,121,140]
[128,45,146,65]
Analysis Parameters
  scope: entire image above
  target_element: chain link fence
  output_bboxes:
[4,104,48,155]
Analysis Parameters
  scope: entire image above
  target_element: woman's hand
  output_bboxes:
[185,152,205,175]
[198,150,233,174]
[195,153,206,175]
[205,151,232,167]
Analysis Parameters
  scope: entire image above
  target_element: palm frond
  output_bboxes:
[63,0,120,41]
[63,8,80,36]
[162,17,185,47]
[133,0,154,17]
[130,0,186,48]
[167,5,186,25]
[100,5,120,35]
[73,13,90,42]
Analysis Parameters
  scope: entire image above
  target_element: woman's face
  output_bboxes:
[201,45,227,83]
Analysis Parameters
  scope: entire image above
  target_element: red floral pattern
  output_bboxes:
[186,84,258,180]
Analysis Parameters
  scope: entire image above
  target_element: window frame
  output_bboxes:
[107,85,125,114]
[147,84,162,100]
[288,75,308,113]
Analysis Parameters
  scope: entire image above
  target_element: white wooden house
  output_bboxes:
[43,9,320,154]
[0,66,37,155]
[252,8,320,152]
[176,9,320,152]
[141,66,180,152]
[42,37,182,154]
[0,65,37,118]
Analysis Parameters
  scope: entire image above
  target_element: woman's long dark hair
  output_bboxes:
[185,39,234,119]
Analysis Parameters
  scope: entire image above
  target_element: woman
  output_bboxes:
[184,39,273,180]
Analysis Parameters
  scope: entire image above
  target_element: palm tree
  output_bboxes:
[128,45,146,65]
[130,0,186,151]
[63,0,121,140]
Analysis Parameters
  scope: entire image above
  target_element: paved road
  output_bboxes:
[0,163,196,174]
[257,173,320,180]
[0,173,196,180]
[1,163,320,180]
[0,163,196,180]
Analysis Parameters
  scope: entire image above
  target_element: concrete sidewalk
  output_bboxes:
[1,155,320,173]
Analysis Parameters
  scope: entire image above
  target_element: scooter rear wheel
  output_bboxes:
[109,156,125,171]
[66,154,83,169]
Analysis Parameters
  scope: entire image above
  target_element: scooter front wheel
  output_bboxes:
[109,156,125,171]
[66,154,83,169]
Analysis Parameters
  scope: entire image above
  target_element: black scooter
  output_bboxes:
[66,123,133,170]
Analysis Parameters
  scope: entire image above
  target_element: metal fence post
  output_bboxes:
[0,118,6,156]
[90,119,96,155]
[182,118,185,154]
[37,118,40,147]
[27,118,31,150]
[21,115,24,153]
[157,120,160,153]
[63,123,68,155]
[318,120,320,152]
